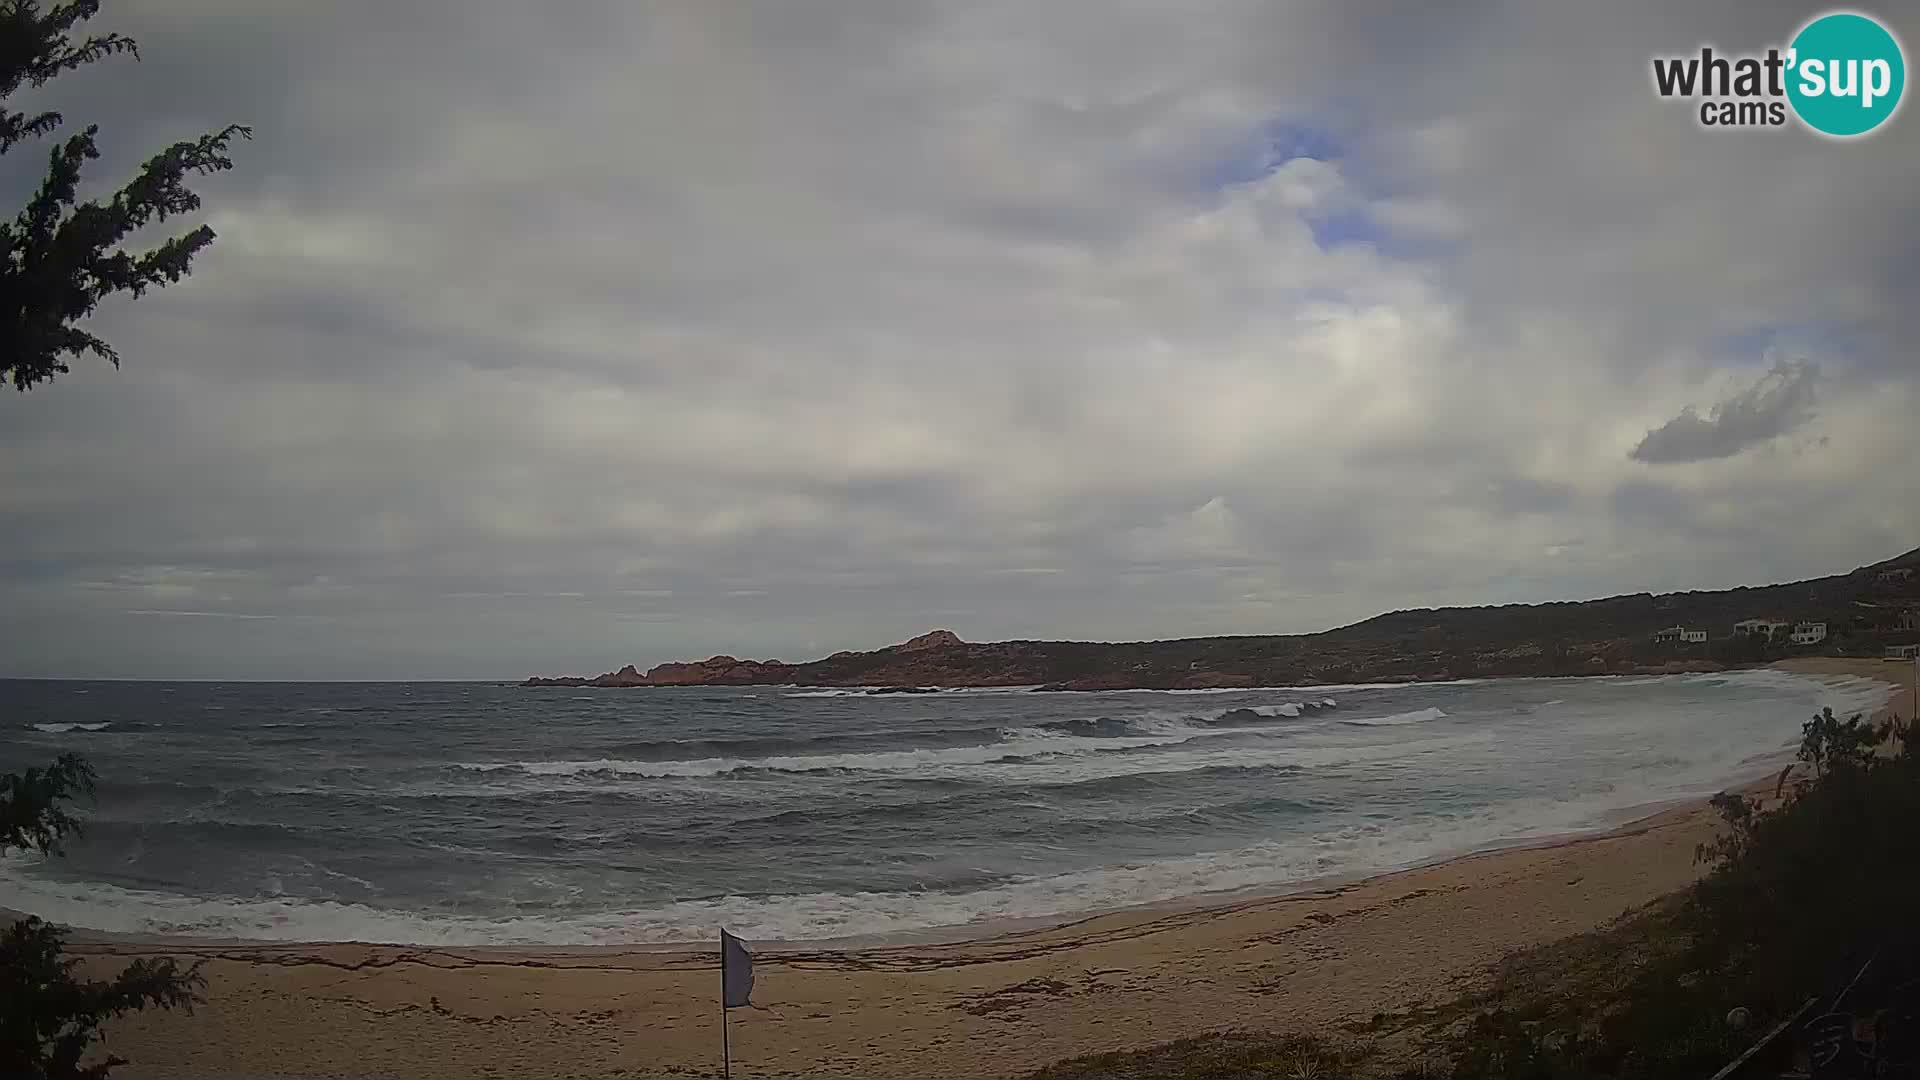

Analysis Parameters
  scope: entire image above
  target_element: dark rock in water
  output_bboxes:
[865,686,941,695]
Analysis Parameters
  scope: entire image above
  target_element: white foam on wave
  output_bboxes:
[1722,669,1900,704]
[781,686,1039,697]
[9,667,1895,947]
[456,716,1229,781]
[455,720,1498,791]
[787,677,1488,698]
[1095,686,1283,695]
[30,722,110,734]
[780,687,1038,698]
[449,701,1412,785]
[1339,707,1446,728]
[1097,677,1491,695]
[0,779,1684,947]
[1240,698,1334,717]
[962,729,1497,786]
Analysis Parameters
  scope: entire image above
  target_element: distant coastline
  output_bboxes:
[525,546,1920,690]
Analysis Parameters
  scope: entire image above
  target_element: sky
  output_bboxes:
[3,0,1918,680]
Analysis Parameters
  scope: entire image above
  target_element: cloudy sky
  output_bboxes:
[3,0,1917,679]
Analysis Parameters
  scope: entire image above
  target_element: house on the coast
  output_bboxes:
[1733,618,1791,641]
[1886,644,1920,661]
[1681,628,1708,643]
[1789,621,1828,645]
[1654,626,1708,645]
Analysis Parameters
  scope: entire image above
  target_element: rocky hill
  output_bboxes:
[524,547,1920,689]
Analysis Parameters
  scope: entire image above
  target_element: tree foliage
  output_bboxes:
[1,752,93,854]
[1685,707,1918,1018]
[0,918,205,1080]
[0,756,205,1077]
[1,0,249,390]
[2,4,230,1070]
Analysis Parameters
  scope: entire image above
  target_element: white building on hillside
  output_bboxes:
[1733,618,1790,640]
[1789,621,1828,645]
[1681,628,1708,644]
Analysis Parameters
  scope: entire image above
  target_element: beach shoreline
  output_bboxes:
[49,659,1907,1078]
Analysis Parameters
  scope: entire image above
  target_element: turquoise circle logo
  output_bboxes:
[1787,12,1906,137]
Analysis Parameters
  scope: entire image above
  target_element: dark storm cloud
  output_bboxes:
[1,0,1917,678]
[1629,360,1821,464]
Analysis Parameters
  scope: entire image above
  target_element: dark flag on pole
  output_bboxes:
[719,930,754,1079]
[721,929,755,1008]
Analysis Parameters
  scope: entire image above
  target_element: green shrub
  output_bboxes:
[1436,706,1918,1078]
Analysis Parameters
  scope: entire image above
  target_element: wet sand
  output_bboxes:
[71,659,1903,1079]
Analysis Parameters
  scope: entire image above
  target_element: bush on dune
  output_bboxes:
[1420,705,1920,1080]
[1424,705,1919,1080]
[1688,708,1919,1012]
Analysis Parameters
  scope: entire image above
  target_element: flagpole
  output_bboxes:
[720,933,732,1080]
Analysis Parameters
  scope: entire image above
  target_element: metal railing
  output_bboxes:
[1712,953,1920,1078]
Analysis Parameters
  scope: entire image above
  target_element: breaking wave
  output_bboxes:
[1339,707,1447,727]
[3,668,1897,947]
[0,783,1703,947]
[452,700,1366,781]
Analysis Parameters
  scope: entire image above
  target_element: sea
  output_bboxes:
[0,669,1892,947]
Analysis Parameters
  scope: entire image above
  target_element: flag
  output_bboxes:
[721,929,754,1009]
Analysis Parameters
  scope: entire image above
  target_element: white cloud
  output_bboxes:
[1,0,1917,677]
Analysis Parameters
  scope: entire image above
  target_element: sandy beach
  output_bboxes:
[65,659,1909,1079]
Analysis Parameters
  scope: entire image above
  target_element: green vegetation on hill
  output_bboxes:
[534,546,1920,688]
[1028,704,1920,1079]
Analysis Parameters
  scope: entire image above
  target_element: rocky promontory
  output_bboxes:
[523,547,1920,690]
